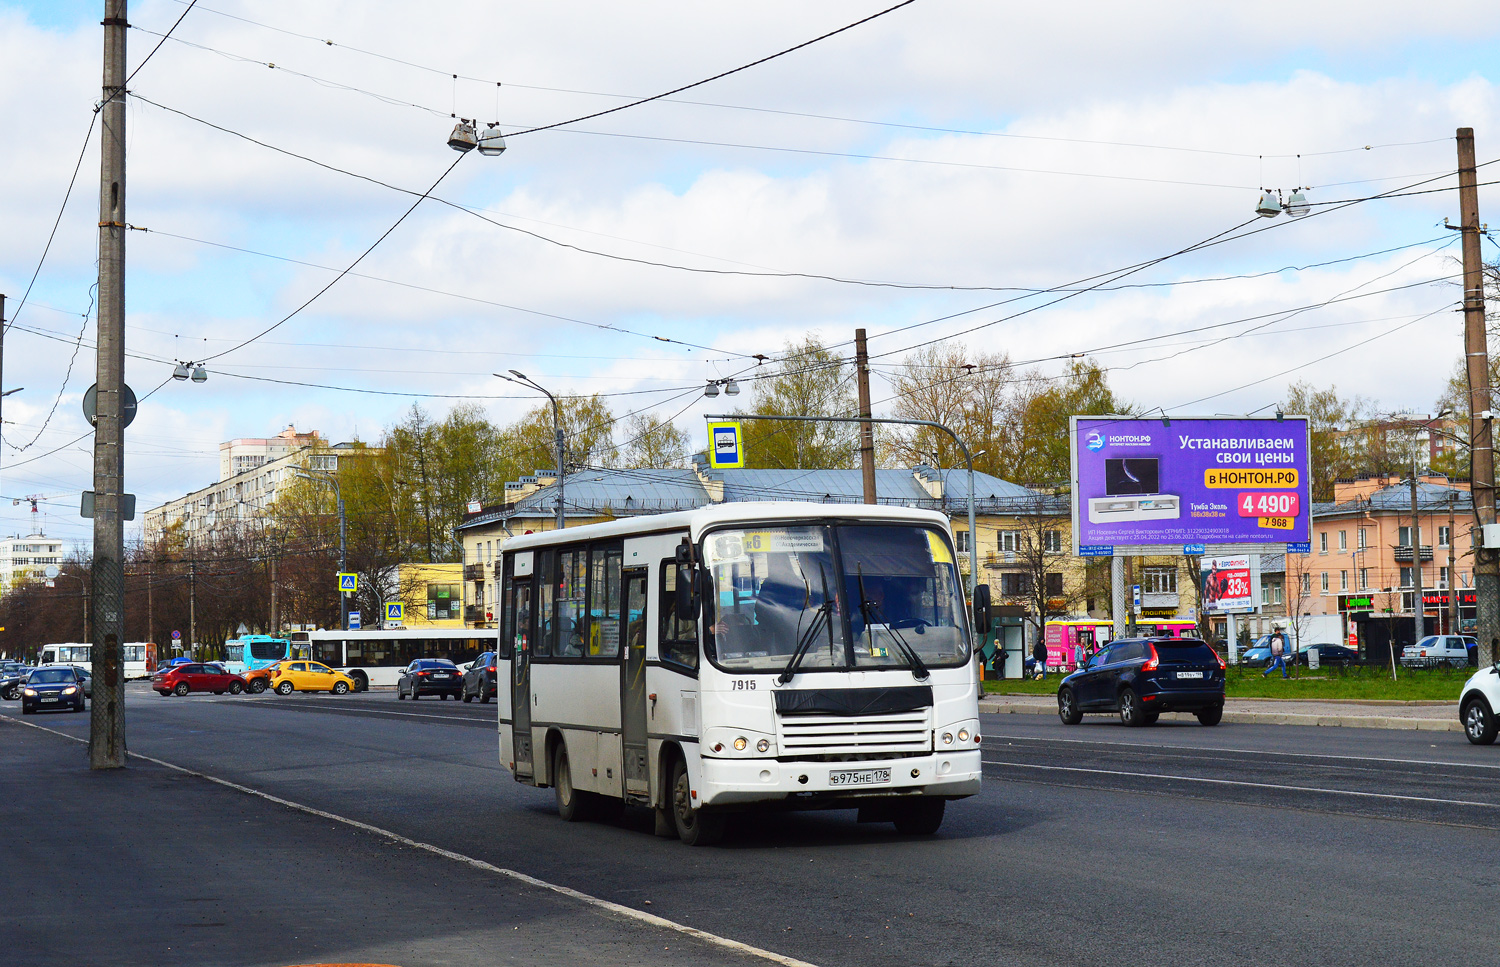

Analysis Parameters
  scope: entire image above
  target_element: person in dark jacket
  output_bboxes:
[1032,638,1048,680]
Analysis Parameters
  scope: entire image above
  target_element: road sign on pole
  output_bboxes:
[348,611,362,630]
[338,572,358,592]
[706,421,744,469]
[385,602,404,623]
[171,630,181,640]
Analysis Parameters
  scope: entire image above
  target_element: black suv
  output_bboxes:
[461,651,498,703]
[1058,637,1226,727]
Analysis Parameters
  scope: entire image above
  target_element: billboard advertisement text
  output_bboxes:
[1071,416,1311,549]
[1200,556,1258,613]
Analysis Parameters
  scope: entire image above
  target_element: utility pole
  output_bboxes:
[269,553,279,636]
[1410,465,1425,642]
[854,328,877,505]
[1458,127,1498,666]
[90,0,128,770]
[188,559,196,658]
[1449,491,1459,635]
[146,557,153,646]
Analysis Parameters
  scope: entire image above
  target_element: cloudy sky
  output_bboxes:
[3,0,1499,549]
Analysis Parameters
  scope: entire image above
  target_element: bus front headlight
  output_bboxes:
[756,739,770,753]
[941,732,954,745]
[733,737,747,751]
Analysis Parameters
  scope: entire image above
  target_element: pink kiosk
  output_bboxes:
[1043,619,1198,672]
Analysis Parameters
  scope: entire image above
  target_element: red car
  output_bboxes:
[152,662,247,696]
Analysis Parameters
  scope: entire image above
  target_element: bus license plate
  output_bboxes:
[829,768,891,786]
[1177,671,1203,679]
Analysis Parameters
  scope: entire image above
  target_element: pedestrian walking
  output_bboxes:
[1033,638,1048,680]
[1263,626,1289,678]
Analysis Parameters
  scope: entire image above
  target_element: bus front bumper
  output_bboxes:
[697,750,981,807]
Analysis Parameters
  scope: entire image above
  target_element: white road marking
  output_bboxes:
[980,731,1500,771]
[983,758,1500,808]
[222,699,488,724]
[1,713,819,967]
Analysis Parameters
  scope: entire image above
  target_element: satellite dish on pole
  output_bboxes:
[44,565,60,579]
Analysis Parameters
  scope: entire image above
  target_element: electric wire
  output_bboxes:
[5,112,98,334]
[152,0,1451,161]
[123,0,199,85]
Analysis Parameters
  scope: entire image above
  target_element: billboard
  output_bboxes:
[1070,416,1310,551]
[1199,555,1258,613]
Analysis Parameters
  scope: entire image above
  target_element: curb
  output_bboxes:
[977,701,1462,732]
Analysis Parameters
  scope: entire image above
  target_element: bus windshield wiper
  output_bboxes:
[856,568,929,682]
[778,564,832,685]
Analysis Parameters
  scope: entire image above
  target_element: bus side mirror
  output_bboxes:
[675,565,701,621]
[973,584,992,635]
[675,539,694,565]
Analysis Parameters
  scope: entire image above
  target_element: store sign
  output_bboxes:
[1070,416,1311,550]
[1423,589,1477,608]
[1338,592,1376,613]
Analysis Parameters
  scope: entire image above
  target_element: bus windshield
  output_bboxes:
[703,523,969,674]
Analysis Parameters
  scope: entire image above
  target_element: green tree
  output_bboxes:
[509,394,617,472]
[1280,381,1370,500]
[619,411,692,468]
[1006,360,1130,487]
[739,336,858,469]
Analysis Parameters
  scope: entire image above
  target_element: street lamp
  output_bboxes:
[172,361,208,383]
[1254,187,1312,219]
[295,466,348,631]
[496,371,567,531]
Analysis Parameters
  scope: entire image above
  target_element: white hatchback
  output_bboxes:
[1460,663,1500,744]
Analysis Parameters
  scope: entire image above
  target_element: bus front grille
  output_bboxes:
[777,711,931,758]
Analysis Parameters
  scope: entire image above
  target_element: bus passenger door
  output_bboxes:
[621,567,650,802]
[511,577,535,780]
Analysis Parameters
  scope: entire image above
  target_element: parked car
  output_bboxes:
[243,660,290,694]
[397,659,462,700]
[269,661,354,695]
[1296,643,1359,667]
[1402,635,1474,669]
[1460,662,1500,744]
[1,666,33,700]
[20,666,86,714]
[1236,643,1273,667]
[152,662,247,696]
[461,651,498,703]
[1058,637,1227,727]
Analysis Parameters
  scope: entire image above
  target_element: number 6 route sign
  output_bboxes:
[385,602,404,622]
[338,572,358,592]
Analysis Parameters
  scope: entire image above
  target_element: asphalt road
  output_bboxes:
[4,683,1498,967]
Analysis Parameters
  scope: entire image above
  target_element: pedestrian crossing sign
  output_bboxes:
[338,572,358,592]
[385,602,404,622]
[706,421,744,469]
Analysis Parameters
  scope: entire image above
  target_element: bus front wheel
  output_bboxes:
[670,757,724,846]
[553,744,590,822]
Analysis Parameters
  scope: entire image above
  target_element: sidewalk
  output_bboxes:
[979,693,1462,732]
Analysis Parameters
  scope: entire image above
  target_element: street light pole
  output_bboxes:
[497,371,566,532]
[296,468,347,630]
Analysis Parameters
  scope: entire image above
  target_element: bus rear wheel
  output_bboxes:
[670,757,724,846]
[892,797,946,836]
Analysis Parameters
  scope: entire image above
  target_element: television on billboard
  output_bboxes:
[1070,416,1311,551]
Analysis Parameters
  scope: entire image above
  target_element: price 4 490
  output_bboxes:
[1237,492,1299,518]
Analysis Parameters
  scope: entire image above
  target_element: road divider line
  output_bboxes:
[983,757,1500,808]
[221,699,490,724]
[0,713,820,967]
[981,732,1500,771]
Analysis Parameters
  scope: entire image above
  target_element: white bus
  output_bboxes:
[38,642,156,679]
[288,628,499,691]
[497,502,986,845]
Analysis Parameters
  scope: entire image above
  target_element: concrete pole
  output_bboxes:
[1458,128,1498,666]
[89,0,128,769]
[855,328,877,505]
[1111,555,1126,642]
[1449,492,1460,635]
[1411,467,1425,643]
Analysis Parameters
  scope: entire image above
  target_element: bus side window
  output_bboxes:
[498,571,515,661]
[534,549,555,659]
[659,561,699,672]
[590,546,623,659]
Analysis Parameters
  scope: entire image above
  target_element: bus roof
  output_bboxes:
[500,501,953,554]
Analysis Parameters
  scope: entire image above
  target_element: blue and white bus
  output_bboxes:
[221,635,292,676]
